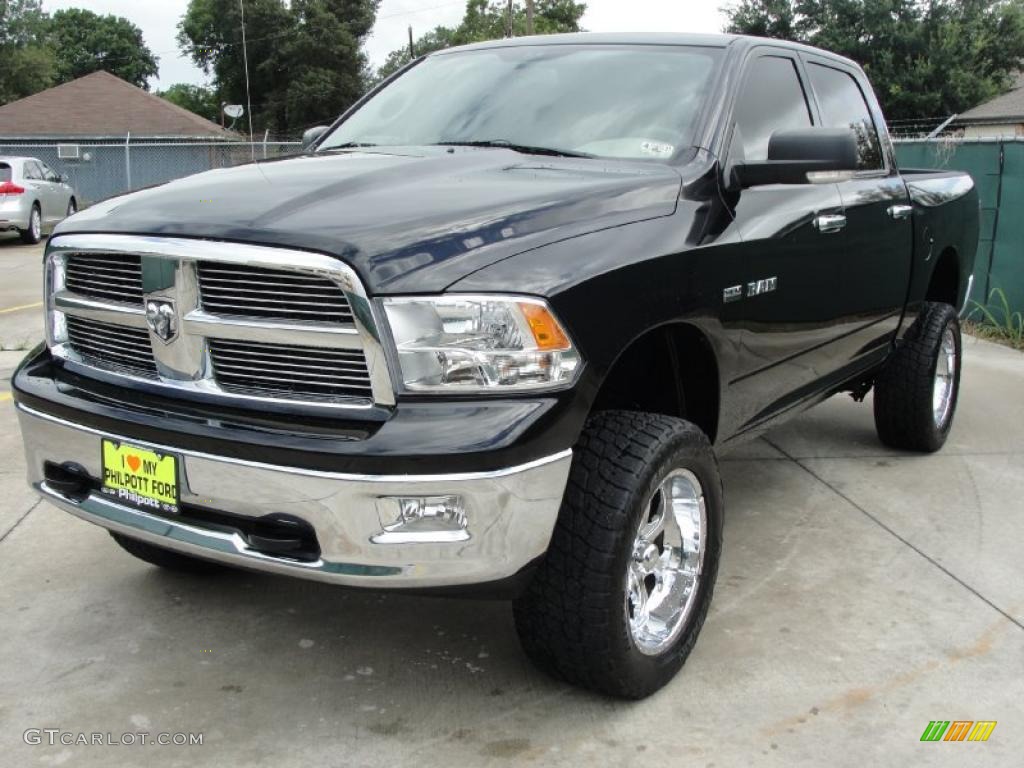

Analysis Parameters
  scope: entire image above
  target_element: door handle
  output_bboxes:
[887,204,913,220]
[813,214,847,233]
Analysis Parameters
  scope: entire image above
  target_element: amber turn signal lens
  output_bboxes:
[518,302,571,350]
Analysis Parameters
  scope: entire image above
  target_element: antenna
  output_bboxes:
[239,0,255,159]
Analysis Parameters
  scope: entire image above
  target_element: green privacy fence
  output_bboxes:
[894,138,1023,316]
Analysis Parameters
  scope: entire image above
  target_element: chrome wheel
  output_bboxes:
[932,325,957,428]
[626,468,707,656]
[30,208,41,240]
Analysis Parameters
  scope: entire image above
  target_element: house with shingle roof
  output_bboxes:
[0,70,233,140]
[0,71,252,203]
[958,73,1024,138]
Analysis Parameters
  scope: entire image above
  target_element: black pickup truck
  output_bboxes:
[14,33,978,698]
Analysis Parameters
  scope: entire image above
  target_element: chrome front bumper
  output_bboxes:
[17,404,571,588]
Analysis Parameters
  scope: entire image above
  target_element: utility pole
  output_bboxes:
[507,0,513,38]
[526,0,534,35]
[239,0,255,159]
[408,25,415,58]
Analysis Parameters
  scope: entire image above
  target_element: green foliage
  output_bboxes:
[178,0,380,135]
[158,83,220,122]
[722,0,1024,121]
[376,0,587,83]
[48,8,159,89]
[971,287,1024,347]
[0,0,55,104]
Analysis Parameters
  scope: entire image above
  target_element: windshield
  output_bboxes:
[319,44,722,161]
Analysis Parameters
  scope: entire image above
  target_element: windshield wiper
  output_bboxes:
[321,142,379,151]
[434,140,593,158]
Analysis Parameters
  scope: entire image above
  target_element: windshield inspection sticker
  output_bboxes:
[640,141,674,158]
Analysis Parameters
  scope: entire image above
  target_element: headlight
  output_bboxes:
[381,295,581,392]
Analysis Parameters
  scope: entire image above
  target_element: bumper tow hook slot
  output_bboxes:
[43,461,92,501]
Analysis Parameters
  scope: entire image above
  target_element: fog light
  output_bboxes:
[372,495,469,543]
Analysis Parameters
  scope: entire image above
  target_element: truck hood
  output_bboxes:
[58,147,682,293]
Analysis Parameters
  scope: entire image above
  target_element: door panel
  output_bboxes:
[730,182,847,429]
[37,161,63,223]
[723,50,850,430]
[834,176,912,362]
[20,161,44,218]
[804,60,913,366]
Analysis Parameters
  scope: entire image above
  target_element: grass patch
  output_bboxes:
[968,287,1024,351]
[965,321,1024,351]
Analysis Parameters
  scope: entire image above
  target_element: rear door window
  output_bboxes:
[39,161,59,181]
[23,162,42,180]
[806,63,884,170]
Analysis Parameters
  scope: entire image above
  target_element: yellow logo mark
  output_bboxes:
[967,721,997,742]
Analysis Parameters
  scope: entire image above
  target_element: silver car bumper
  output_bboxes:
[0,196,31,229]
[17,404,571,588]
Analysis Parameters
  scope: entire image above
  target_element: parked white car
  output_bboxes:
[0,156,78,244]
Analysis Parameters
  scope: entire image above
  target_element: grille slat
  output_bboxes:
[66,331,153,355]
[65,316,157,378]
[196,302,349,317]
[209,339,373,402]
[209,350,367,368]
[198,263,353,324]
[212,362,371,384]
[198,286,343,298]
[65,253,144,305]
[209,339,365,357]
[68,270,142,282]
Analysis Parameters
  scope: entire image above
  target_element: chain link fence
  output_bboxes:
[0,137,303,206]
[887,116,1024,142]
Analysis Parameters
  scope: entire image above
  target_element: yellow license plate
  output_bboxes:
[101,439,179,514]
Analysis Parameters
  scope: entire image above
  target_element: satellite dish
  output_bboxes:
[223,104,244,119]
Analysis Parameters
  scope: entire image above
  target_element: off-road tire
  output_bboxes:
[110,532,223,574]
[873,301,962,452]
[513,410,723,699]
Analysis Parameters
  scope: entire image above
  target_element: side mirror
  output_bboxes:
[731,128,859,188]
[59,173,69,183]
[302,125,329,150]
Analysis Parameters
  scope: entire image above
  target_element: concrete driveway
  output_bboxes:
[0,250,1021,766]
[0,234,46,351]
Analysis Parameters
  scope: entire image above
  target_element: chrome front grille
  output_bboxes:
[65,253,143,305]
[197,263,355,324]
[209,339,373,401]
[65,316,158,378]
[46,235,394,410]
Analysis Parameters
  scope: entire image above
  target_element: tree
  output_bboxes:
[376,0,586,82]
[722,0,1024,121]
[47,8,159,89]
[158,83,220,122]
[48,9,159,89]
[178,0,380,136]
[0,0,55,105]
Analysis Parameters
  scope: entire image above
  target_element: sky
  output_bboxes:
[42,1,728,91]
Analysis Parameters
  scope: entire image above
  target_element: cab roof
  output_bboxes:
[434,32,861,71]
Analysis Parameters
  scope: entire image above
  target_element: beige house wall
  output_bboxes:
[962,123,1024,138]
